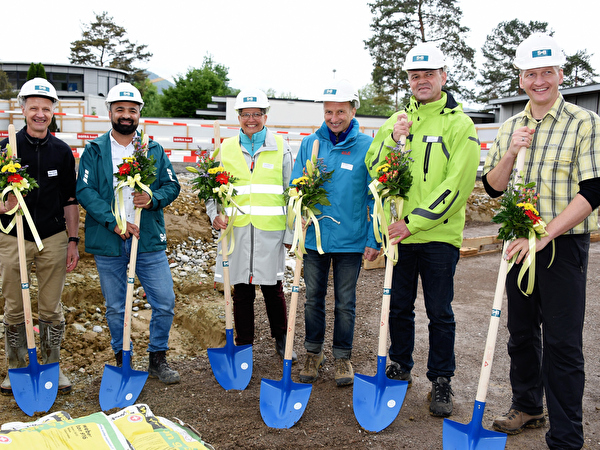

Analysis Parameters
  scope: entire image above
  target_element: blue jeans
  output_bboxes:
[303,250,363,359]
[389,242,459,381]
[94,239,175,354]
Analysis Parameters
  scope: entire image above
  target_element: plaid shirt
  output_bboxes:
[484,94,600,235]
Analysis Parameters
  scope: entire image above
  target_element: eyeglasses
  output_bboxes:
[240,112,265,119]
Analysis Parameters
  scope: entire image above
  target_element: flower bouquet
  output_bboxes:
[368,136,413,262]
[492,169,550,294]
[285,152,334,256]
[113,131,156,233]
[0,143,43,249]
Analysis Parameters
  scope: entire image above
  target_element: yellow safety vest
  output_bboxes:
[221,134,286,231]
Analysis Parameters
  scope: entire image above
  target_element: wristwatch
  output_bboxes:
[68,236,80,244]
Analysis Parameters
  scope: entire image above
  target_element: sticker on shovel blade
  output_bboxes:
[387,399,397,408]
[294,402,303,410]
[241,362,249,370]
[126,393,134,401]
[44,381,54,390]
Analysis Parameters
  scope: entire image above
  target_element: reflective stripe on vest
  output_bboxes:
[221,134,286,231]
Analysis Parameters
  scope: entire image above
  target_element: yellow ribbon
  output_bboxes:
[0,186,44,251]
[286,188,325,258]
[112,173,153,235]
[214,183,245,256]
[507,219,554,296]
[368,179,403,264]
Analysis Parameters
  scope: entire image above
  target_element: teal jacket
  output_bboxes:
[365,91,479,248]
[76,131,180,256]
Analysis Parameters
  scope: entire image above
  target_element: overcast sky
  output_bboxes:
[2,0,597,104]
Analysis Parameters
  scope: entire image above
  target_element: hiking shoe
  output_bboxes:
[275,335,298,364]
[428,376,453,417]
[148,351,181,384]
[492,408,545,435]
[334,358,354,387]
[385,360,412,388]
[299,351,326,383]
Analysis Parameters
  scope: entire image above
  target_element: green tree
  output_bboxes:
[26,63,47,80]
[161,56,235,118]
[477,20,551,103]
[264,88,297,99]
[0,70,16,100]
[69,11,152,83]
[358,83,395,116]
[364,0,476,109]
[562,50,598,88]
[135,78,165,117]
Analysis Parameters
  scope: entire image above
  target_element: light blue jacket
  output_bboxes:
[291,118,379,253]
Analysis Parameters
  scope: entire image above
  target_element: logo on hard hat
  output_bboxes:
[323,89,337,95]
[532,49,552,58]
[120,91,134,98]
[243,96,257,102]
[34,85,50,93]
[413,55,429,62]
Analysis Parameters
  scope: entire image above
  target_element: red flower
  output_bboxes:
[119,163,131,175]
[524,209,540,224]
[378,174,388,183]
[7,174,23,184]
[216,172,230,184]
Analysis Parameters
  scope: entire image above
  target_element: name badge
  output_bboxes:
[262,163,274,169]
[48,170,58,177]
[341,162,353,171]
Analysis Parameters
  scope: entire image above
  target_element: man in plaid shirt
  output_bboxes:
[483,34,600,449]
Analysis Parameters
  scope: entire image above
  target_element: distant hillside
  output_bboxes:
[146,71,174,94]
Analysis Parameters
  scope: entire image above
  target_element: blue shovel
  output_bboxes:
[260,228,311,429]
[207,214,252,391]
[443,147,525,449]
[7,125,59,416]
[353,238,408,431]
[99,207,149,410]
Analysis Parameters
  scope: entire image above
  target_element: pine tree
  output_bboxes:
[477,20,551,104]
[562,50,598,88]
[69,11,152,83]
[364,0,476,109]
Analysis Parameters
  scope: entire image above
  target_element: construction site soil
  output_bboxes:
[1,178,599,449]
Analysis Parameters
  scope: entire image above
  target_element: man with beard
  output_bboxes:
[76,83,181,384]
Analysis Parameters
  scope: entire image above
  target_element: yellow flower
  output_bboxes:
[1,162,21,173]
[517,202,539,216]
[292,176,309,185]
[208,167,225,174]
[377,163,391,173]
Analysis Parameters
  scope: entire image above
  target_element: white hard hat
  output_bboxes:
[105,82,144,110]
[17,78,59,106]
[316,79,360,109]
[234,89,270,113]
[513,33,567,70]
[403,42,447,71]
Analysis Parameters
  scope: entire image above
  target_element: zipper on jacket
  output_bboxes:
[423,142,432,182]
[429,189,451,210]
[248,224,255,284]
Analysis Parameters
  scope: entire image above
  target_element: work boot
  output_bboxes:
[428,376,453,417]
[1,322,28,396]
[39,321,72,394]
[492,408,546,435]
[148,351,180,384]
[334,358,354,387]
[274,334,297,364]
[385,360,413,388]
[298,351,326,383]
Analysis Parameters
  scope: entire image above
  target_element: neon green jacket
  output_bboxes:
[365,91,479,248]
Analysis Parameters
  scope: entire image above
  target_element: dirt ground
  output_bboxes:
[1,179,599,449]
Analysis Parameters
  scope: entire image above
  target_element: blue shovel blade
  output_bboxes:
[260,360,312,429]
[443,401,507,450]
[99,351,148,411]
[353,357,408,432]
[9,350,59,416]
[207,329,252,391]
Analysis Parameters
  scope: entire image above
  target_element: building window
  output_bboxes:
[48,73,83,92]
